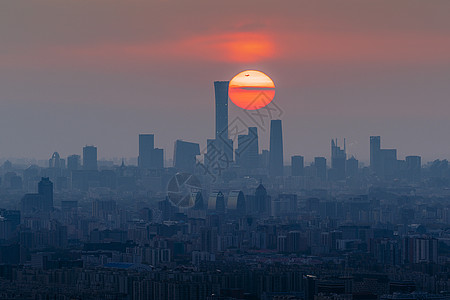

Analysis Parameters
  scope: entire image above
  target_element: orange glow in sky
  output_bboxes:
[228,70,275,110]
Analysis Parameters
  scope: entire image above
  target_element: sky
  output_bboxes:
[1,0,450,164]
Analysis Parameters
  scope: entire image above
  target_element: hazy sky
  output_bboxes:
[1,0,450,164]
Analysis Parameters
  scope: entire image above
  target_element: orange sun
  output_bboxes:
[228,70,275,110]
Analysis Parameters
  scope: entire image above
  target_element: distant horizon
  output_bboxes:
[1,0,450,163]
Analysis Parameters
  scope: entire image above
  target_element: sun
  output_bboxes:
[228,70,275,110]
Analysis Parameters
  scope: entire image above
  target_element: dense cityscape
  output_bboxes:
[0,80,448,300]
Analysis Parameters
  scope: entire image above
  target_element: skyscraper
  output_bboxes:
[83,146,97,171]
[269,119,283,176]
[291,155,304,176]
[38,177,53,211]
[330,139,346,180]
[205,81,233,168]
[370,136,381,174]
[67,155,81,171]
[370,136,398,178]
[49,152,64,169]
[173,140,200,173]
[406,155,421,182]
[346,156,359,177]
[150,148,164,169]
[214,81,229,139]
[138,134,155,169]
[236,127,259,169]
[314,157,327,181]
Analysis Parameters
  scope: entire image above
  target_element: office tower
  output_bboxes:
[150,148,164,169]
[370,136,398,178]
[260,149,270,169]
[205,138,233,168]
[38,177,53,211]
[291,155,304,176]
[381,148,397,178]
[227,190,246,214]
[138,134,155,169]
[207,191,225,214]
[346,156,359,177]
[173,140,200,173]
[314,157,327,181]
[83,146,98,171]
[236,127,259,169]
[255,183,271,215]
[269,119,283,176]
[370,136,383,175]
[22,177,54,213]
[49,152,64,169]
[330,139,346,180]
[370,136,381,174]
[214,81,229,139]
[67,155,81,171]
[406,155,421,182]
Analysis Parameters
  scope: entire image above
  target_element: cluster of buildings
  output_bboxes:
[0,81,448,299]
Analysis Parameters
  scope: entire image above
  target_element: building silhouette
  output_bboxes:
[370,136,398,178]
[21,177,53,213]
[138,134,154,169]
[314,157,327,181]
[406,155,421,182]
[331,139,346,180]
[269,119,283,176]
[255,183,270,215]
[205,81,234,168]
[346,156,359,177]
[38,177,54,211]
[83,146,97,171]
[49,152,64,169]
[214,81,229,139]
[67,155,80,171]
[291,155,304,176]
[236,127,259,170]
[173,140,200,173]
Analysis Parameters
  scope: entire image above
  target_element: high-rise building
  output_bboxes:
[83,146,98,171]
[370,136,398,178]
[138,134,155,169]
[150,148,164,169]
[236,127,259,169]
[370,136,381,172]
[314,157,327,181]
[38,177,53,211]
[173,140,200,173]
[406,155,421,182]
[22,177,54,213]
[346,156,359,177]
[330,139,346,180]
[269,119,283,176]
[67,155,81,171]
[214,81,229,139]
[49,152,64,169]
[291,155,304,176]
[255,183,271,215]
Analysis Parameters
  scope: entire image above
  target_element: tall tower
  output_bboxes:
[83,146,98,171]
[291,155,304,176]
[38,177,53,211]
[370,136,381,174]
[214,81,229,139]
[269,119,283,176]
[138,134,155,169]
[331,139,346,180]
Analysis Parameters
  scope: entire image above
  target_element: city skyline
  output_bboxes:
[1,2,449,299]
[1,0,450,161]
